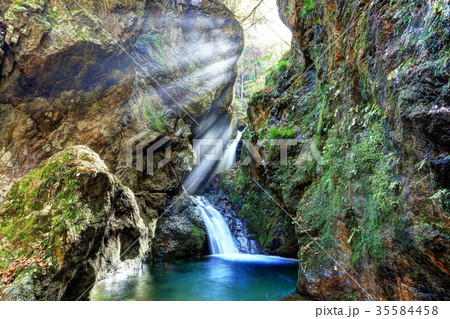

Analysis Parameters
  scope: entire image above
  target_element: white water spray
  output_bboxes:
[193,196,239,255]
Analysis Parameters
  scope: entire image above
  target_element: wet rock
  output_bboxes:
[204,173,262,254]
[153,193,209,260]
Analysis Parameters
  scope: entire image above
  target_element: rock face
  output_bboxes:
[153,193,209,260]
[0,0,244,300]
[0,146,148,300]
[225,0,449,300]
[0,0,243,192]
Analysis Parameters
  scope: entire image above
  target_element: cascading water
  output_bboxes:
[193,196,297,265]
[183,116,294,262]
[92,193,299,300]
[192,196,239,255]
[93,126,299,301]
[216,130,243,172]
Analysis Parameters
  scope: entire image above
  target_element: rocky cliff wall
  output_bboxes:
[0,0,243,190]
[226,0,449,300]
[0,0,244,300]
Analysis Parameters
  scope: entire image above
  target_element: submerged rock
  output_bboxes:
[0,146,149,300]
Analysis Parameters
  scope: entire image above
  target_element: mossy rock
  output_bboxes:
[0,146,148,300]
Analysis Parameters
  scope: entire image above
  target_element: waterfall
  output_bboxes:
[216,130,243,172]
[183,124,243,194]
[192,196,239,255]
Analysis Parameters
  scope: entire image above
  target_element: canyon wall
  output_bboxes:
[0,0,243,300]
[224,0,449,300]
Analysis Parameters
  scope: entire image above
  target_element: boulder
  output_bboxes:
[153,193,209,260]
[0,146,149,300]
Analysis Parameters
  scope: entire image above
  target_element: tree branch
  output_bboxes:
[240,0,265,24]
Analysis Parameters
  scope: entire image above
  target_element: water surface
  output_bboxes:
[91,255,298,301]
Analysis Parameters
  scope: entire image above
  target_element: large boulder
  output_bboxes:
[0,146,149,300]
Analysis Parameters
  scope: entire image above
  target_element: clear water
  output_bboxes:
[91,255,299,301]
[91,195,298,301]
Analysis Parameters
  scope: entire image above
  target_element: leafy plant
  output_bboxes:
[142,99,168,132]
[299,0,317,20]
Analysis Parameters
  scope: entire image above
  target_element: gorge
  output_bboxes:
[0,0,449,302]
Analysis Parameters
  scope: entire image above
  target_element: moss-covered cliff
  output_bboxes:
[225,0,449,300]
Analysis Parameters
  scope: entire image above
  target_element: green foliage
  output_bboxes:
[429,189,450,211]
[224,0,448,291]
[266,126,296,139]
[284,3,293,16]
[75,28,86,40]
[137,33,163,51]
[390,0,449,60]
[45,7,59,21]
[142,99,168,132]
[296,112,402,269]
[226,0,291,118]
[235,49,285,113]
[277,60,289,72]
[227,166,287,248]
[136,32,168,67]
[265,53,293,89]
[7,0,41,14]
[301,83,328,136]
[299,0,317,20]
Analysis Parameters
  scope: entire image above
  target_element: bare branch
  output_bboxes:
[240,0,265,24]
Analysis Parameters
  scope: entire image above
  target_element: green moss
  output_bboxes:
[266,126,296,139]
[190,225,205,250]
[0,148,104,270]
[264,52,293,90]
[45,7,59,21]
[6,0,41,15]
[296,112,402,270]
[227,166,274,247]
[300,83,328,140]
[136,32,169,67]
[74,28,87,40]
